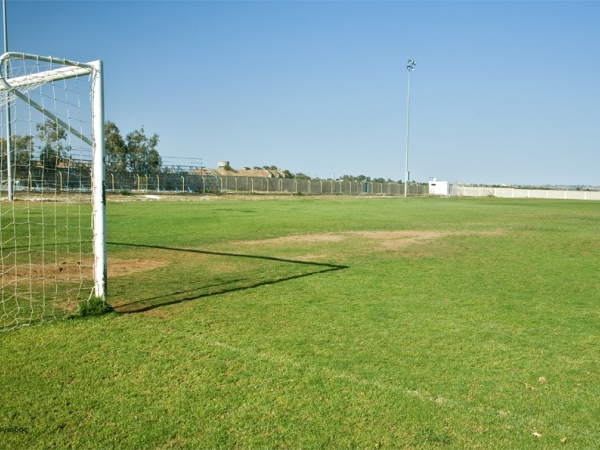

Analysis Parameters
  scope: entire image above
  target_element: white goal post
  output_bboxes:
[0,52,106,331]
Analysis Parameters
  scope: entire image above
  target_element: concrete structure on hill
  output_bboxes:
[194,162,287,179]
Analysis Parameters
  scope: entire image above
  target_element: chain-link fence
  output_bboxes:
[215,176,427,196]
[6,167,429,196]
[4,167,93,193]
[106,173,428,196]
[106,171,216,193]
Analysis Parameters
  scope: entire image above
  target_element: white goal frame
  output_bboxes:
[0,51,106,301]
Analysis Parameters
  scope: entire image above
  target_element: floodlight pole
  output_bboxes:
[1,0,6,61]
[2,0,12,201]
[404,59,416,198]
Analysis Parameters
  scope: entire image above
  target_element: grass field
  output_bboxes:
[1,195,599,448]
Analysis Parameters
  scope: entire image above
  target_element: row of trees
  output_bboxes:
[0,121,69,171]
[238,166,401,183]
[245,168,402,183]
[2,120,406,183]
[105,122,161,174]
[338,175,403,184]
[0,120,163,174]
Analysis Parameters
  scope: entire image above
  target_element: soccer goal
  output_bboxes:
[0,52,106,332]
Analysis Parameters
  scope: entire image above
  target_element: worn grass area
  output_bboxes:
[1,196,600,448]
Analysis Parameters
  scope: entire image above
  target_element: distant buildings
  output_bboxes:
[193,161,289,178]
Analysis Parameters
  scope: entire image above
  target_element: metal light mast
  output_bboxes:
[404,59,416,197]
[2,0,12,201]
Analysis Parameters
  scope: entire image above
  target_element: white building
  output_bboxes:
[429,178,449,196]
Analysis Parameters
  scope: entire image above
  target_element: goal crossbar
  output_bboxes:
[0,54,96,146]
[0,65,92,91]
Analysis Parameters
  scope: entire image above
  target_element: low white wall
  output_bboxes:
[458,186,600,201]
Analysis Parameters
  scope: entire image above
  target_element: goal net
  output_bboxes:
[0,52,106,332]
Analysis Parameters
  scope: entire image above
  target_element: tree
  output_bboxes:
[221,162,235,172]
[14,135,34,169]
[36,120,67,170]
[339,174,371,183]
[105,121,127,171]
[125,127,161,174]
[104,122,163,173]
[0,134,34,171]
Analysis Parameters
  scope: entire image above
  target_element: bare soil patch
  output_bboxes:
[1,258,169,283]
[347,231,449,250]
[295,254,330,261]
[142,308,171,319]
[236,230,502,254]
[237,231,447,248]
[107,258,170,278]
[239,234,346,245]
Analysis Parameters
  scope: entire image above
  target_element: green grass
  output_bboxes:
[1,196,600,448]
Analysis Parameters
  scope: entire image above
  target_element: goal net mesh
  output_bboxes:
[0,54,101,332]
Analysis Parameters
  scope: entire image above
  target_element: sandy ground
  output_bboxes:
[1,258,169,283]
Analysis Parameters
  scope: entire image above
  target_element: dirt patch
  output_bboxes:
[235,230,502,254]
[295,254,330,261]
[347,231,447,240]
[239,234,346,245]
[142,308,171,319]
[107,258,169,278]
[468,229,503,236]
[347,231,451,251]
[237,231,447,248]
[1,258,169,283]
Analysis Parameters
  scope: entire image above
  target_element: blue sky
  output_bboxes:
[6,1,600,185]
